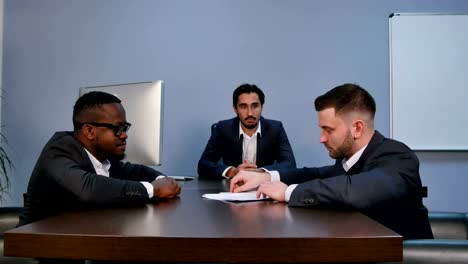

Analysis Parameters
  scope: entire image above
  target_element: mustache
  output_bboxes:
[244,116,257,121]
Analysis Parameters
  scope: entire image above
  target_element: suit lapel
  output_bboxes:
[65,132,98,174]
[232,120,244,164]
[256,119,266,165]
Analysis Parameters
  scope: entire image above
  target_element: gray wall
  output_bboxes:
[2,0,468,211]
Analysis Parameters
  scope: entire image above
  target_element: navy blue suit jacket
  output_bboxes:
[280,131,433,240]
[198,117,296,179]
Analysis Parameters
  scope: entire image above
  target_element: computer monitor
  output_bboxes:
[79,81,164,166]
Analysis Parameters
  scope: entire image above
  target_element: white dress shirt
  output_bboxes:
[222,121,262,177]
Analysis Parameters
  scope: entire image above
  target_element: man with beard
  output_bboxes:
[20,91,181,226]
[230,83,433,240]
[198,83,296,179]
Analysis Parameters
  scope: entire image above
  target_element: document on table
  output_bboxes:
[202,191,269,202]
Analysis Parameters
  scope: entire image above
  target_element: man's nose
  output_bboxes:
[320,132,327,143]
[247,106,253,115]
[119,131,128,139]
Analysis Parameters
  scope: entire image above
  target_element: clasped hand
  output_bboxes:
[226,160,262,178]
[151,177,181,199]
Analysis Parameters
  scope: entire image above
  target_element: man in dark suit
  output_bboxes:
[20,91,180,226]
[230,83,433,239]
[198,83,296,179]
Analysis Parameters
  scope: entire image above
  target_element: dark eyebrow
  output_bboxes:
[321,125,334,131]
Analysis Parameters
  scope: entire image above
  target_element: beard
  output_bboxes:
[241,122,257,129]
[327,130,354,159]
[113,152,126,161]
[239,116,258,130]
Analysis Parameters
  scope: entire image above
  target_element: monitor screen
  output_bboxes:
[80,81,164,166]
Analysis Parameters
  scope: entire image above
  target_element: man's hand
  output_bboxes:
[257,181,288,202]
[238,160,258,171]
[226,161,259,178]
[226,167,239,178]
[151,177,181,199]
[230,170,271,193]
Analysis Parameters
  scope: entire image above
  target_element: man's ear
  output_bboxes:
[81,124,96,140]
[353,120,365,139]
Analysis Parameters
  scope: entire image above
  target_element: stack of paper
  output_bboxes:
[202,191,269,202]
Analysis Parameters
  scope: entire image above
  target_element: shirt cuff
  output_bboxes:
[222,166,233,179]
[269,170,280,182]
[142,176,166,198]
[285,184,298,202]
[141,181,154,198]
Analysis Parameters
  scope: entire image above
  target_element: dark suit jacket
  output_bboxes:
[198,117,296,179]
[19,131,164,226]
[279,131,433,240]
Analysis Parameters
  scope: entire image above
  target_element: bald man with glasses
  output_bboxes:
[20,91,180,226]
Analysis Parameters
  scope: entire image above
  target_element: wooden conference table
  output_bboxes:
[4,179,402,263]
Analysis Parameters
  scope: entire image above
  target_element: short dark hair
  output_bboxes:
[232,83,265,107]
[73,91,121,131]
[314,83,376,119]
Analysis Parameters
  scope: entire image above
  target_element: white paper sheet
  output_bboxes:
[202,191,269,202]
[167,175,196,181]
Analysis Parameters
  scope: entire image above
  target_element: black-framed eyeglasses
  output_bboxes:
[80,122,131,136]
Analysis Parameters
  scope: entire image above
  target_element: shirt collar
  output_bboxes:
[84,148,111,174]
[238,120,262,139]
[342,145,367,172]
